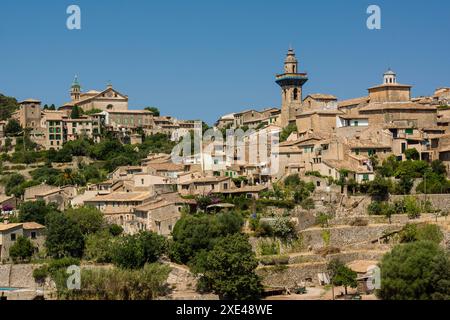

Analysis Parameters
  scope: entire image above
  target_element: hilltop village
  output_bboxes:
[0,48,449,300]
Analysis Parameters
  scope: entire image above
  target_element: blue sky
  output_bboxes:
[0,0,449,124]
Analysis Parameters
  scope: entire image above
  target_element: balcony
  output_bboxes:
[275,73,308,87]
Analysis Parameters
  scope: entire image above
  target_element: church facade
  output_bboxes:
[65,76,129,112]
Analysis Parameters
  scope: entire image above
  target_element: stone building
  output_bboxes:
[13,99,42,128]
[66,77,128,112]
[0,222,45,262]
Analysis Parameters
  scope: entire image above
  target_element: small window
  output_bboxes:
[31,232,37,239]
[11,233,16,241]
[316,181,321,187]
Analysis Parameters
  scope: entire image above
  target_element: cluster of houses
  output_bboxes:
[1,48,450,263]
[0,78,196,150]
[216,49,450,183]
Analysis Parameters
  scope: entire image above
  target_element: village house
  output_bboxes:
[0,222,45,263]
[178,176,233,196]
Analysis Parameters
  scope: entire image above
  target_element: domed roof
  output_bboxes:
[384,68,396,75]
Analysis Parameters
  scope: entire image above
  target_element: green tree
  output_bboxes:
[66,206,104,236]
[45,211,85,258]
[0,93,20,120]
[169,212,243,265]
[144,107,160,116]
[200,234,263,300]
[280,123,297,142]
[111,231,167,269]
[404,148,420,161]
[378,241,450,300]
[327,259,357,295]
[70,105,82,119]
[18,200,59,225]
[9,236,35,262]
[5,119,22,136]
[3,173,25,196]
[109,224,124,236]
[84,230,114,263]
[368,175,392,200]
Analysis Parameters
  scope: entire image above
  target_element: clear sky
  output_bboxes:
[0,0,449,124]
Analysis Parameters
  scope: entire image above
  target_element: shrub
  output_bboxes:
[259,240,280,256]
[349,217,368,227]
[9,236,35,262]
[316,212,332,228]
[404,196,421,219]
[63,263,171,300]
[259,255,290,266]
[111,231,166,269]
[33,265,49,283]
[399,223,443,244]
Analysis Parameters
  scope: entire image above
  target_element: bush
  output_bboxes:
[9,236,35,262]
[259,255,289,266]
[108,224,124,237]
[316,212,332,228]
[33,265,49,283]
[349,217,368,227]
[399,223,443,244]
[404,196,421,219]
[84,230,114,263]
[63,263,171,300]
[259,240,280,256]
[111,231,166,269]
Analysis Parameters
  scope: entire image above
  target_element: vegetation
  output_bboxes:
[18,200,59,225]
[196,234,263,300]
[45,211,85,258]
[378,241,450,300]
[64,263,171,300]
[144,106,160,116]
[9,236,35,262]
[280,123,297,142]
[327,258,357,295]
[0,93,19,120]
[399,223,444,244]
[111,231,167,269]
[169,212,244,265]
[5,119,22,136]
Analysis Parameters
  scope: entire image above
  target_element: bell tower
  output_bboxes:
[70,75,81,101]
[276,48,308,128]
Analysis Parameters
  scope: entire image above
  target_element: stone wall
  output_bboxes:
[338,194,450,217]
[0,264,37,289]
[258,262,328,287]
[299,224,402,250]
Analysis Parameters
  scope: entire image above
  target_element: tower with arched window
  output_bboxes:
[276,48,308,128]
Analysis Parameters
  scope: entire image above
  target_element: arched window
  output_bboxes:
[107,104,114,110]
[293,88,298,100]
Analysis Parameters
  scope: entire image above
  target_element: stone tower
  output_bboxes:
[70,75,81,101]
[276,48,308,128]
